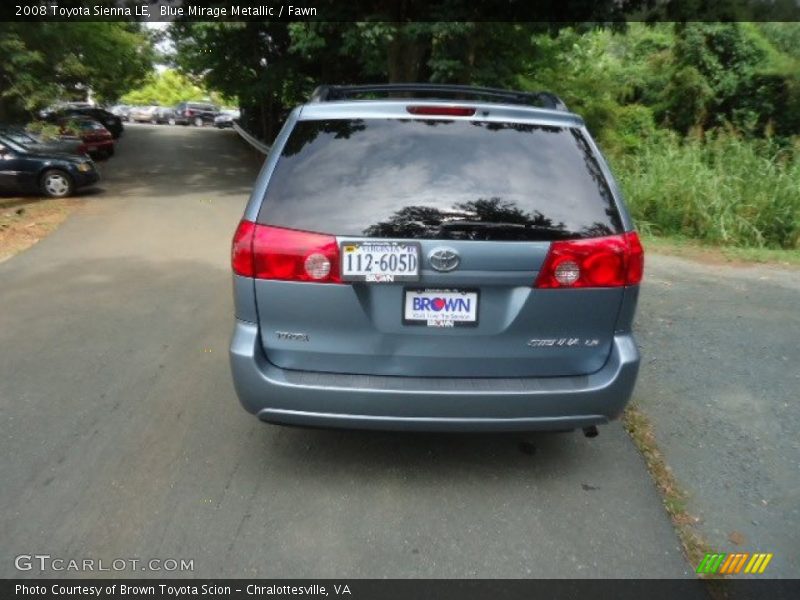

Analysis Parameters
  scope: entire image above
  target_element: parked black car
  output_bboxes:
[174,102,220,126]
[0,136,98,198]
[47,107,124,139]
[154,106,177,125]
[0,127,85,156]
[38,102,93,119]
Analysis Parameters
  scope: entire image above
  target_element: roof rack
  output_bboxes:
[309,84,568,112]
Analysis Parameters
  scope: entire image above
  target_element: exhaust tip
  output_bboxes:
[583,426,599,438]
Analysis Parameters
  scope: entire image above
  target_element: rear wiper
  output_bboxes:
[438,220,570,239]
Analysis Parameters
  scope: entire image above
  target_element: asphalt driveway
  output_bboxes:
[3,123,797,581]
[0,124,691,578]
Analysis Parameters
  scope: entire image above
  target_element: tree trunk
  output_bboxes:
[387,25,429,83]
[259,97,269,143]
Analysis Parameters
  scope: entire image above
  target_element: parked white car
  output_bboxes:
[128,106,160,123]
[214,109,240,129]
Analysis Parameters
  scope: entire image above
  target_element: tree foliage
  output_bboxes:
[516,23,800,149]
[171,22,303,140]
[167,20,800,149]
[120,69,232,107]
[0,22,153,120]
[165,19,800,250]
[170,21,579,140]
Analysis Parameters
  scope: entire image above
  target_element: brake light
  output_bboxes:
[624,231,644,284]
[231,221,342,283]
[534,232,644,288]
[231,220,256,277]
[186,109,194,116]
[406,105,476,117]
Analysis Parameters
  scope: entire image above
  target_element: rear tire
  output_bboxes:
[40,169,74,198]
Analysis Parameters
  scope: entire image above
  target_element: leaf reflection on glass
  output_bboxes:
[363,197,570,241]
[281,119,367,157]
[260,118,626,241]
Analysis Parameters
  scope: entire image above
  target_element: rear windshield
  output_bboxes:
[258,118,623,241]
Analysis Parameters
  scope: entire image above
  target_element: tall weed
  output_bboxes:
[613,130,799,249]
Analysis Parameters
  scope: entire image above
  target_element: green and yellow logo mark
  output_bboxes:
[696,552,773,575]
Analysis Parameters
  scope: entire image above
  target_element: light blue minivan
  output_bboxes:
[229,84,644,435]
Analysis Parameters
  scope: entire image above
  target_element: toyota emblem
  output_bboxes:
[429,248,460,272]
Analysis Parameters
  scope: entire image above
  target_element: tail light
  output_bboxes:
[186,109,194,116]
[232,221,342,284]
[534,232,644,289]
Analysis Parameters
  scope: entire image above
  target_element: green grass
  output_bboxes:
[613,130,800,250]
[642,234,800,266]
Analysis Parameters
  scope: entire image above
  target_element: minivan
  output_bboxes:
[229,84,644,434]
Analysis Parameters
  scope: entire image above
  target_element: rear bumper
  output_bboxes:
[84,140,114,156]
[229,320,640,432]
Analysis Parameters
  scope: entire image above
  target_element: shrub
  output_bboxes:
[613,130,800,249]
[598,104,659,156]
[25,120,62,140]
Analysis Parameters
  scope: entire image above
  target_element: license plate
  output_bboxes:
[403,289,479,328]
[341,241,420,282]
[87,145,98,151]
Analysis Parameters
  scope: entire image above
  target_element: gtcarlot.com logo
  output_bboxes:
[14,554,194,572]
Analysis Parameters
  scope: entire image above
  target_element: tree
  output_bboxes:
[660,65,714,133]
[665,23,765,132]
[172,22,307,140]
[0,22,154,120]
[121,69,233,107]
[169,14,624,141]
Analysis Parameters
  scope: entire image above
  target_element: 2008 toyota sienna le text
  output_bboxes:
[229,84,644,434]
